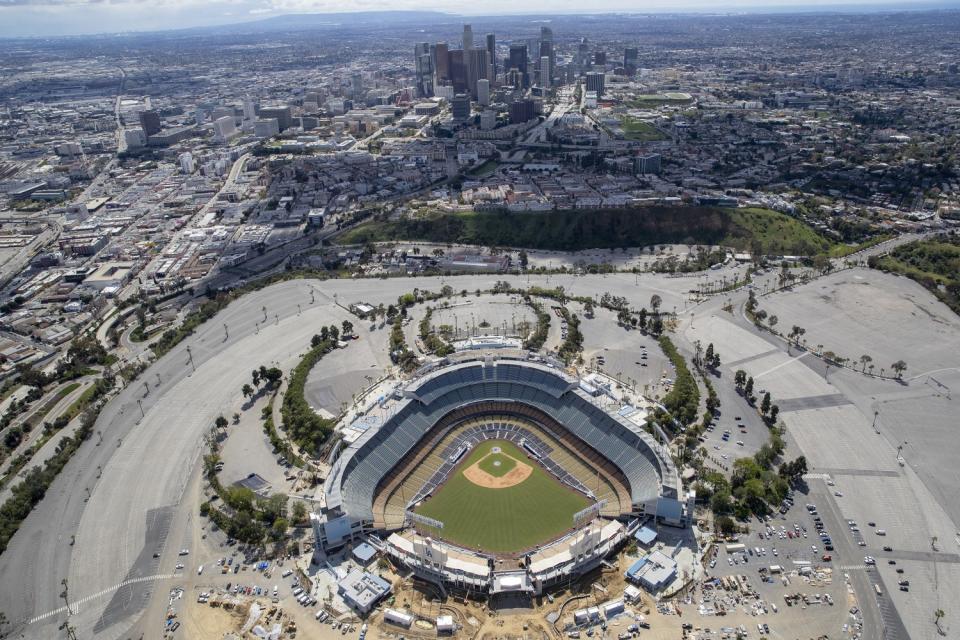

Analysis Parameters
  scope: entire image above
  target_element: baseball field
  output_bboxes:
[413,439,591,553]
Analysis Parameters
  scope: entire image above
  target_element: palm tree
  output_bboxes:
[934,609,946,636]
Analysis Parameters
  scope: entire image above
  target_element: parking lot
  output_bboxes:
[702,492,859,639]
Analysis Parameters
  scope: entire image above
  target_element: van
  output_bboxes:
[292,586,303,596]
[876,529,886,536]
[197,565,204,576]
[281,569,293,578]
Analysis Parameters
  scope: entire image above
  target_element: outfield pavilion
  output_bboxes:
[312,350,691,596]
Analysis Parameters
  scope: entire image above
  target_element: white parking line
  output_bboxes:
[28,573,174,624]
[754,351,809,379]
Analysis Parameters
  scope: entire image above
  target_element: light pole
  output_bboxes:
[186,346,196,373]
[137,398,145,420]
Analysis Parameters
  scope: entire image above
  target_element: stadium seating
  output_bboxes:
[328,358,676,528]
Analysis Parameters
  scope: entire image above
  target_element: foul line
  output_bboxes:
[28,573,174,624]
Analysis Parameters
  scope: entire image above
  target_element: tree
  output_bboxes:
[788,325,805,346]
[769,404,779,423]
[761,392,771,416]
[341,320,354,337]
[891,360,907,379]
[261,367,283,388]
[215,415,228,430]
[734,369,747,391]
[745,376,754,398]
[711,489,733,515]
[242,383,254,398]
[251,369,261,387]
[518,250,529,269]
[650,294,662,314]
[716,515,737,536]
[650,316,663,335]
[271,518,288,540]
[291,500,308,525]
[859,354,873,372]
[768,315,778,330]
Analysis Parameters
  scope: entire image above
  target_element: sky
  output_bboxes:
[1,0,957,38]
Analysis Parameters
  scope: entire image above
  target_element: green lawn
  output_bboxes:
[468,159,500,178]
[415,440,590,553]
[619,117,668,141]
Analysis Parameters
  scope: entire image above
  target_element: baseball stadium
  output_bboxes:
[313,351,689,597]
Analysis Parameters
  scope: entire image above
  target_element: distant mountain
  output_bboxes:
[203,10,458,34]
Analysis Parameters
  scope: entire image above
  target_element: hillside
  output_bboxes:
[870,233,960,316]
[338,206,836,255]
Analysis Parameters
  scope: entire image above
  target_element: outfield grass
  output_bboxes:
[414,440,590,553]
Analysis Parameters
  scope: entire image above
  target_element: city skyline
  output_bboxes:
[3,0,960,37]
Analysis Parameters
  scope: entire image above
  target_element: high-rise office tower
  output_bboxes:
[594,51,607,66]
[624,47,638,75]
[509,99,536,124]
[540,56,551,87]
[414,42,435,97]
[258,106,293,132]
[435,42,450,84]
[242,96,256,122]
[138,110,162,137]
[451,94,471,120]
[539,26,554,82]
[485,33,497,80]
[463,24,473,50]
[506,69,523,89]
[213,115,237,142]
[449,49,468,94]
[477,78,490,106]
[467,48,488,98]
[508,44,529,88]
[179,152,195,174]
[351,73,364,99]
[586,72,605,96]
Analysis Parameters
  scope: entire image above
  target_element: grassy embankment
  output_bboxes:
[339,206,838,256]
[869,234,960,316]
